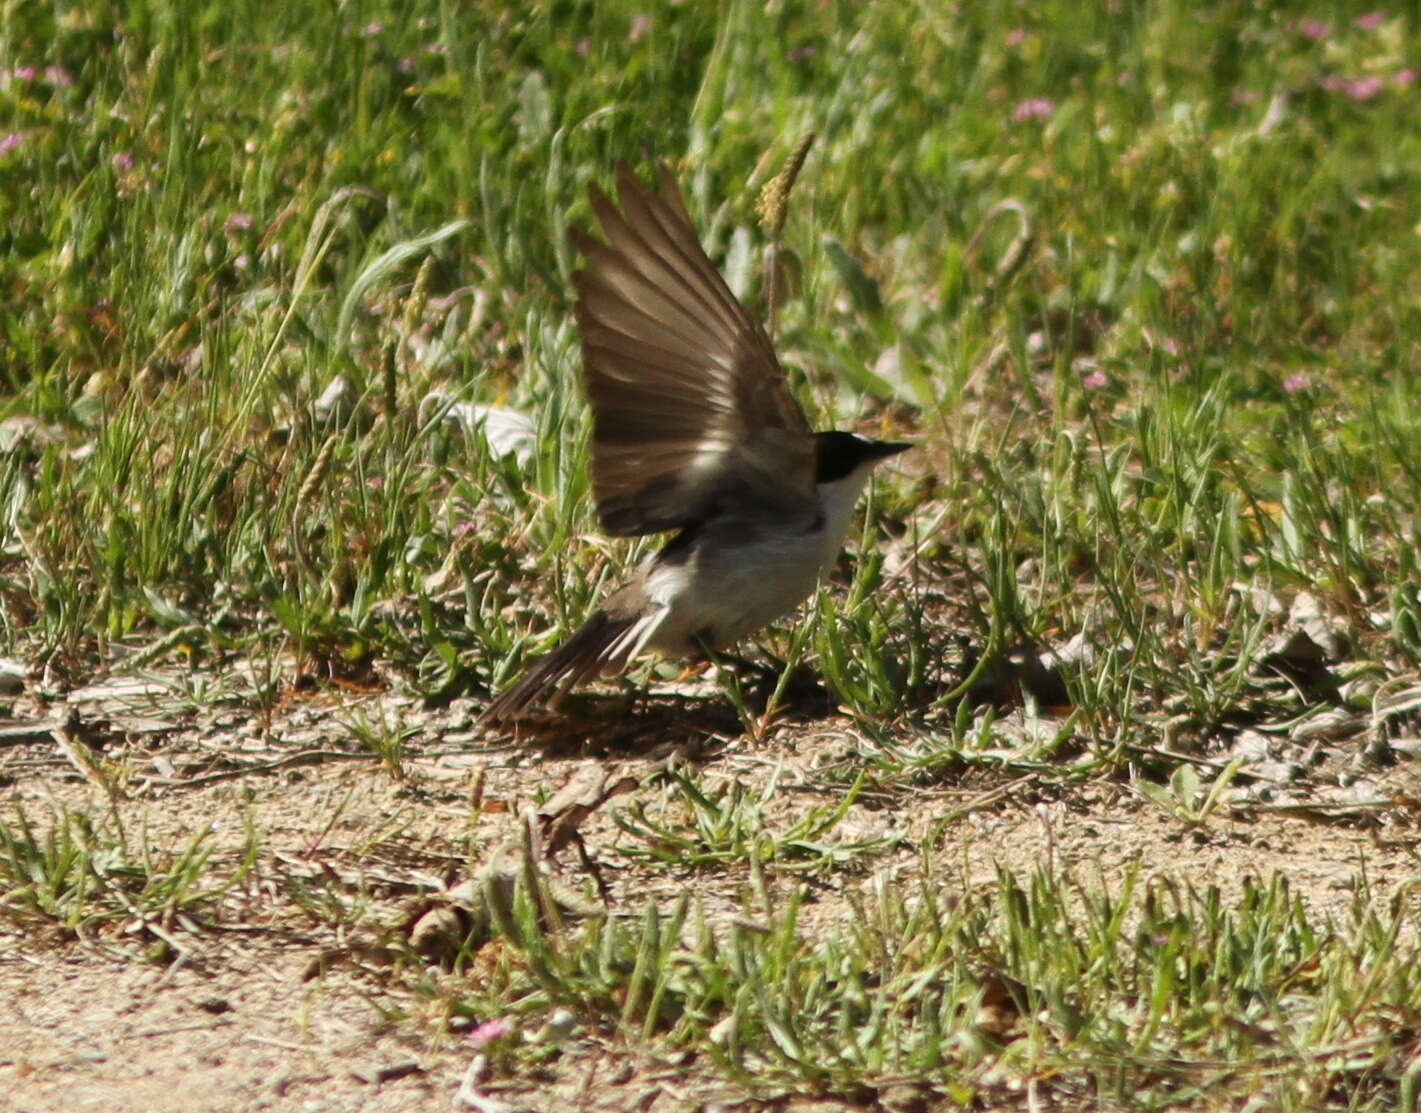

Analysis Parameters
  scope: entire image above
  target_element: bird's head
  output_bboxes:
[813,431,910,487]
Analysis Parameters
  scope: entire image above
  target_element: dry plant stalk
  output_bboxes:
[755,131,816,339]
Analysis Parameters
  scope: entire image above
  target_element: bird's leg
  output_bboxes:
[692,635,757,731]
[710,649,782,680]
[690,636,781,684]
[693,635,793,739]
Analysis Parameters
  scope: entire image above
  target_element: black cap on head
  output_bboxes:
[813,431,910,483]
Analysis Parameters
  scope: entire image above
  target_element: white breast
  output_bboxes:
[641,468,874,653]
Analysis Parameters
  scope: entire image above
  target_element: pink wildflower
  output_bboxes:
[1082,369,1108,390]
[1005,28,1028,46]
[466,1017,512,1049]
[1297,19,1330,41]
[1395,68,1416,87]
[43,64,73,86]
[1345,75,1384,99]
[0,131,25,156]
[111,151,134,172]
[1353,11,1385,30]
[12,66,37,81]
[1013,97,1055,122]
[225,212,254,232]
[1282,372,1310,393]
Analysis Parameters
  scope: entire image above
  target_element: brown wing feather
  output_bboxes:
[574,164,814,537]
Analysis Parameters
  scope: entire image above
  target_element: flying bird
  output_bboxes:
[482,165,907,722]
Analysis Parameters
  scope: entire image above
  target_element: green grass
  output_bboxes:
[0,802,257,958]
[422,859,1421,1111]
[613,768,900,873]
[5,0,1421,1107]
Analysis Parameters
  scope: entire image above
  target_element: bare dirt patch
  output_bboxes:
[4,674,1421,1111]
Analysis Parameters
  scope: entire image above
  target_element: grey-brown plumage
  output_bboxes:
[478,599,645,723]
[574,165,816,537]
[481,165,906,724]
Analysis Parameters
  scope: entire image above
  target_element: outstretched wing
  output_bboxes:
[573,164,815,537]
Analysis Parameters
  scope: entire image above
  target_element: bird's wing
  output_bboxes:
[572,164,815,537]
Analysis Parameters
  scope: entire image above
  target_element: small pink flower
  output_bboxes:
[1353,11,1385,30]
[367,475,385,490]
[1082,369,1108,390]
[12,66,37,81]
[1005,28,1028,46]
[111,151,134,172]
[361,22,383,36]
[1345,75,1384,100]
[1013,97,1055,122]
[1283,372,1310,393]
[424,42,449,55]
[1160,337,1180,356]
[0,131,25,156]
[398,56,414,73]
[1298,18,1330,41]
[225,211,254,232]
[1317,74,1344,91]
[43,64,73,86]
[1395,68,1416,88]
[466,1017,511,1049]
[628,13,651,43]
[575,39,590,56]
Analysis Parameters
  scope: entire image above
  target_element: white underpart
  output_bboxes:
[638,463,877,653]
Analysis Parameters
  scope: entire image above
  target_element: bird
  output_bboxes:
[481,164,908,723]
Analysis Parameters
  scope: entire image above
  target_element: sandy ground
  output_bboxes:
[3,676,1420,1111]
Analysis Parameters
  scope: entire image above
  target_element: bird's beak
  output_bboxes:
[866,440,911,461]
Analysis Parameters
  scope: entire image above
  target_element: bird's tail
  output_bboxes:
[481,607,659,724]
